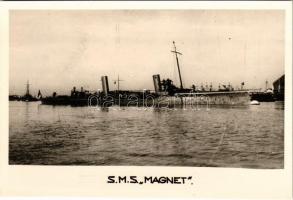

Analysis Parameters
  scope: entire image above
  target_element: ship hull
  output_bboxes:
[155,91,250,106]
[41,91,250,107]
[41,96,95,106]
[101,91,250,107]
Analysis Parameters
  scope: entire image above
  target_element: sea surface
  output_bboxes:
[9,101,284,168]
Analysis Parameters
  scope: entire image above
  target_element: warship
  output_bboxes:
[97,41,250,107]
[41,42,250,107]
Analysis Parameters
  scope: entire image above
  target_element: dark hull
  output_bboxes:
[9,95,39,102]
[41,91,250,107]
[250,92,275,102]
[41,96,95,106]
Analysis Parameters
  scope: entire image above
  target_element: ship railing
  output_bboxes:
[174,90,249,97]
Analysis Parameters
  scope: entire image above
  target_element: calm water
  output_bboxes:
[9,101,284,168]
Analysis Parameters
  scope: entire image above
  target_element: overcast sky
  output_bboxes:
[9,10,284,96]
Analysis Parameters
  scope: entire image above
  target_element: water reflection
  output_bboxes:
[274,101,284,110]
[9,101,284,168]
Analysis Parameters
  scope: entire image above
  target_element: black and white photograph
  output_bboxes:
[9,10,285,169]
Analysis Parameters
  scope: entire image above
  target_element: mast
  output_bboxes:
[26,80,30,96]
[118,75,120,91]
[114,75,123,92]
[171,41,183,89]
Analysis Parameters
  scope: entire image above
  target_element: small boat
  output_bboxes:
[250,100,260,105]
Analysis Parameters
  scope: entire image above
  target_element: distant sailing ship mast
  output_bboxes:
[171,41,183,89]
